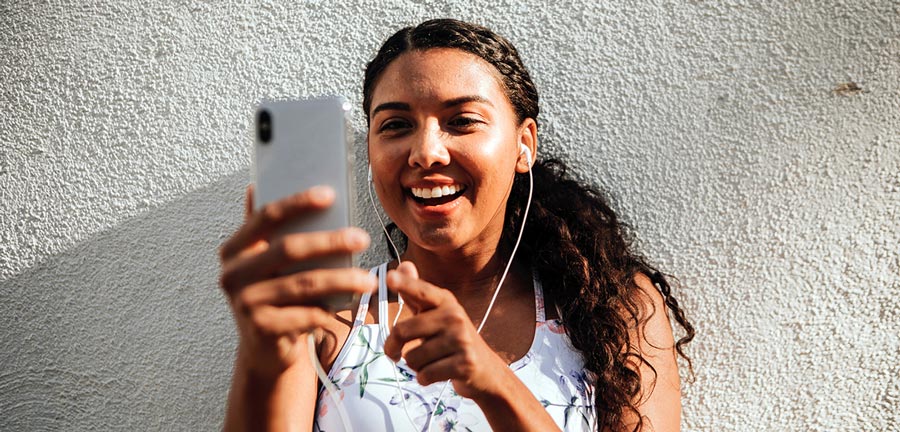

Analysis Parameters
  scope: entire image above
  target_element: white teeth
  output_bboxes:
[411,185,462,199]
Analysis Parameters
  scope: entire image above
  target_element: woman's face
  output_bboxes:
[367,48,535,257]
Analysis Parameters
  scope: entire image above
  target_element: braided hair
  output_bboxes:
[363,19,694,431]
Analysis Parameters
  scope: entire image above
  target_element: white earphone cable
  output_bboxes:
[307,332,352,431]
[425,147,534,431]
[368,166,419,430]
[319,153,533,432]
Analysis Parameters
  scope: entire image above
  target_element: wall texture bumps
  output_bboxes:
[1,1,898,430]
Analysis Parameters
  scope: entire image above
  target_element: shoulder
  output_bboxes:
[625,273,676,362]
[620,273,682,431]
[631,274,671,330]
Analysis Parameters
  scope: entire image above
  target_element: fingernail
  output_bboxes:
[398,262,418,278]
[309,185,334,202]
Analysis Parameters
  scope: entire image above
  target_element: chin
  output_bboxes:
[406,225,469,253]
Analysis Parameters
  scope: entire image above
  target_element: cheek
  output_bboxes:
[465,136,517,184]
[368,138,404,177]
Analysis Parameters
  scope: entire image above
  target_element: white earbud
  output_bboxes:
[367,164,373,182]
[519,144,533,167]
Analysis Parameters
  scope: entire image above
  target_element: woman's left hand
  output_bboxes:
[382,261,509,401]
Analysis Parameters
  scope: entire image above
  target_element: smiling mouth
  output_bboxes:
[409,185,467,206]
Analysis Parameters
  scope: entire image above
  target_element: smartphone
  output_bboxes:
[253,96,357,311]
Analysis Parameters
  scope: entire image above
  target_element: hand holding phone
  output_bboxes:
[218,185,375,379]
[251,97,359,311]
[218,97,373,378]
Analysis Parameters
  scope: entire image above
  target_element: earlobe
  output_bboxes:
[516,118,538,173]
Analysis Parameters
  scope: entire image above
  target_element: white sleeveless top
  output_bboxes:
[313,263,596,431]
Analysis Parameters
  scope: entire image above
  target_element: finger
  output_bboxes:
[220,186,335,261]
[402,333,461,371]
[385,267,449,313]
[415,353,471,387]
[249,305,332,336]
[221,227,371,293]
[237,268,376,309]
[397,261,419,278]
[383,308,450,361]
[244,184,255,221]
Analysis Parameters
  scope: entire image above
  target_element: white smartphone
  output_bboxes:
[253,96,357,311]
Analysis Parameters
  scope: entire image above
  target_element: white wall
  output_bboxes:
[2,1,898,430]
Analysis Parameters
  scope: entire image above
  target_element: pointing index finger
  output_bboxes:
[386,263,446,313]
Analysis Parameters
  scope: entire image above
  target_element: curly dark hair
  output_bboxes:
[363,18,695,431]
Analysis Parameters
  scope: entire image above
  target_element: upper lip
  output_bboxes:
[404,176,464,189]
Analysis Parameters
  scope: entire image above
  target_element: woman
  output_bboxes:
[219,19,694,432]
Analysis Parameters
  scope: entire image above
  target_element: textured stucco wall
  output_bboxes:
[2,1,898,430]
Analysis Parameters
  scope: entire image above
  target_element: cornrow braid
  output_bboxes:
[363,19,538,125]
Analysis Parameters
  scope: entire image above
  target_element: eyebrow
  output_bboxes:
[370,95,494,117]
[371,102,411,117]
[443,95,494,108]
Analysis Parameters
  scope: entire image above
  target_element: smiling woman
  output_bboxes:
[367,48,531,255]
[219,18,694,432]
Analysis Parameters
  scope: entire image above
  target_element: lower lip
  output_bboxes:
[408,192,465,218]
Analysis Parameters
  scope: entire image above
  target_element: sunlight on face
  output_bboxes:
[367,48,527,259]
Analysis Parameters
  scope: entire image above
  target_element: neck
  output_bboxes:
[401,242,514,297]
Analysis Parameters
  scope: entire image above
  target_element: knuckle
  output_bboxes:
[291,272,316,294]
[234,290,253,312]
[259,203,283,224]
[269,237,290,260]
[292,272,316,294]
[461,351,477,367]
[446,311,466,327]
[330,230,349,251]
[454,362,468,377]
[219,269,238,293]
[453,329,472,346]
[231,293,255,318]
[249,309,270,333]
[391,325,407,341]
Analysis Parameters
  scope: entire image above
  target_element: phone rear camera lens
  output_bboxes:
[257,110,272,144]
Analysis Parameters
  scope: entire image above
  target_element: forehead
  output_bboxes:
[369,48,509,109]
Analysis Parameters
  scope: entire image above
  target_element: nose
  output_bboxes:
[407,120,450,169]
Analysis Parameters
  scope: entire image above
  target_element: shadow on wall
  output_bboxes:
[0,171,251,431]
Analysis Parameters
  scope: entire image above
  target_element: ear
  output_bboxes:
[515,118,538,174]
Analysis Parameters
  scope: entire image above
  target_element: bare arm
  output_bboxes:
[224,342,318,432]
[618,274,683,432]
[219,186,375,431]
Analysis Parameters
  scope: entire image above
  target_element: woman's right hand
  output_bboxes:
[218,185,376,380]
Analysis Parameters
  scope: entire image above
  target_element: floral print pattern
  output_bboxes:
[313,264,595,431]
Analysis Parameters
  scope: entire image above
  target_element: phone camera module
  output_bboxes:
[257,110,272,144]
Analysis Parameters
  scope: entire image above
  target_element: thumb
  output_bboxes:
[397,261,419,279]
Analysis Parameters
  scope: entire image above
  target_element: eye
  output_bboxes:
[378,118,411,134]
[448,115,484,129]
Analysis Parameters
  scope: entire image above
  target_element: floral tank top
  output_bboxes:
[313,263,596,431]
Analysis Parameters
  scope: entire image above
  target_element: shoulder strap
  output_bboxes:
[533,269,546,323]
[351,266,379,327]
[376,262,390,334]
